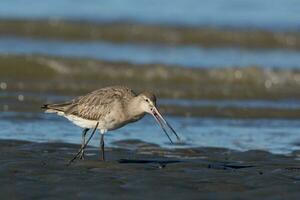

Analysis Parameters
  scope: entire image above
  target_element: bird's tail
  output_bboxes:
[41,102,72,114]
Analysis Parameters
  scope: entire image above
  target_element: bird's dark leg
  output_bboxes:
[100,133,105,161]
[79,128,89,160]
[68,122,99,166]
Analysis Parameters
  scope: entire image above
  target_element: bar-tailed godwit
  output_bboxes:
[42,86,180,163]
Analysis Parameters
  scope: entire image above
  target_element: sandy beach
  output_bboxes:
[1,139,299,199]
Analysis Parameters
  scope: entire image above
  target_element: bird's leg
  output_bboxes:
[79,128,89,160]
[68,122,99,166]
[100,132,105,161]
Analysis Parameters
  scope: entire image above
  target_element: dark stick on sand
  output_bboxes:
[67,122,99,166]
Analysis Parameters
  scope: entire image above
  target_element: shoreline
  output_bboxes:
[1,139,299,199]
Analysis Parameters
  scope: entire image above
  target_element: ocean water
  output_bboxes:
[0,0,300,30]
[1,0,300,155]
[1,37,300,68]
[1,111,300,155]
[1,92,300,155]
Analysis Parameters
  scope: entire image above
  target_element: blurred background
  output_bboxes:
[1,0,300,154]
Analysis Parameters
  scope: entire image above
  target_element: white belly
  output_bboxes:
[48,109,138,132]
[63,114,126,132]
[65,114,99,129]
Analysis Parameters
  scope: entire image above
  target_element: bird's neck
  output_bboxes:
[126,97,145,119]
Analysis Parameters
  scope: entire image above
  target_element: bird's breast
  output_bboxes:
[103,111,144,131]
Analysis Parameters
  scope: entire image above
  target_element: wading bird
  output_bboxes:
[42,86,180,163]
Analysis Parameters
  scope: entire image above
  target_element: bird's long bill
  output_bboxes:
[151,106,181,144]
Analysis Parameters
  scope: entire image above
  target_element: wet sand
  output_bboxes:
[1,139,299,199]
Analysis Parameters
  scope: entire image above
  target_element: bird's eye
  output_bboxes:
[145,99,149,103]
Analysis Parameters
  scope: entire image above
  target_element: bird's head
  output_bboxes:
[138,91,157,114]
[137,91,181,144]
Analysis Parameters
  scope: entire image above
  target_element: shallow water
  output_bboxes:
[1,111,300,155]
[1,0,300,30]
[1,0,300,158]
[1,92,300,154]
[2,37,300,68]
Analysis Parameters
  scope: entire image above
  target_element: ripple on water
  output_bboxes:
[0,111,300,155]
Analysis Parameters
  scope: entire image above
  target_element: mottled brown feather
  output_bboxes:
[45,86,137,120]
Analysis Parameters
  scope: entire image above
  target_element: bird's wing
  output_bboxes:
[65,86,135,120]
